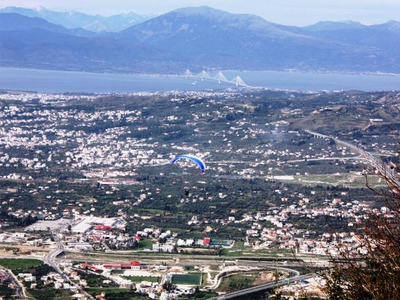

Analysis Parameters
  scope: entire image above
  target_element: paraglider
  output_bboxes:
[171,154,206,173]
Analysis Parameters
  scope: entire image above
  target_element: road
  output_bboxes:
[286,155,362,163]
[65,251,331,269]
[207,274,314,300]
[45,235,95,300]
[206,266,300,290]
[305,130,400,187]
[68,248,318,262]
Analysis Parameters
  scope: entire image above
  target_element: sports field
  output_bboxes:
[171,273,202,285]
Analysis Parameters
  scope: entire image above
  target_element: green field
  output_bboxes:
[137,239,153,250]
[86,288,131,294]
[201,273,208,286]
[124,276,160,283]
[171,273,202,285]
[0,259,43,270]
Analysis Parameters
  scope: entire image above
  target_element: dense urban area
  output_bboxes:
[0,88,399,300]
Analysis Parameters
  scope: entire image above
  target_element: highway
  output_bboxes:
[65,253,330,270]
[305,130,400,187]
[207,274,314,300]
[45,235,95,300]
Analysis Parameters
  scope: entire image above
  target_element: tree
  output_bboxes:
[271,289,283,300]
[324,269,344,300]
[163,281,175,292]
[324,159,400,300]
[272,269,280,283]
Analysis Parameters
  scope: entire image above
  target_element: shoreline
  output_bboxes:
[1,66,400,94]
[1,66,400,78]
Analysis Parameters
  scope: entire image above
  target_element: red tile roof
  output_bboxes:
[130,260,140,266]
[94,225,112,231]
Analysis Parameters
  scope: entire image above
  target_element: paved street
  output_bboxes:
[207,274,314,300]
[45,236,95,300]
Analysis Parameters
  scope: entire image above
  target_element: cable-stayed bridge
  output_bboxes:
[183,70,248,87]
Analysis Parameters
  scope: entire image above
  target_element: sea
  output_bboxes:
[0,67,400,93]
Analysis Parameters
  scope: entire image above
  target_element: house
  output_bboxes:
[152,243,175,253]
[72,293,88,300]
[130,260,140,270]
[24,276,36,282]
[80,263,101,272]
[18,273,36,282]
[94,225,112,231]
[90,236,101,243]
[96,292,106,300]
[103,261,138,270]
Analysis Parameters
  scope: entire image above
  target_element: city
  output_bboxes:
[0,88,399,299]
[1,0,400,299]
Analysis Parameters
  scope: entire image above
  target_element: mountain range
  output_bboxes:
[0,6,152,32]
[0,6,399,74]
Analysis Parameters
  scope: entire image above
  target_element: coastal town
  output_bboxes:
[0,89,399,299]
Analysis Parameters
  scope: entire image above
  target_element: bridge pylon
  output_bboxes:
[197,70,211,81]
[231,76,247,87]
[214,71,228,84]
[184,69,194,79]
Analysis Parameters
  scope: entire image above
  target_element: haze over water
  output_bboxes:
[1,67,399,93]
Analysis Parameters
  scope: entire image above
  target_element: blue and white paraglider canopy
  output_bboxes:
[171,154,206,173]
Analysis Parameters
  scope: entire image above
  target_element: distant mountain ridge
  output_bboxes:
[0,6,152,32]
[118,6,400,72]
[0,13,94,37]
[303,20,365,31]
[0,6,400,74]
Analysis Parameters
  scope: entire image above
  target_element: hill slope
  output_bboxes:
[118,6,397,72]
[1,7,400,73]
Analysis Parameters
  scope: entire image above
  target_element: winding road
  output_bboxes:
[207,274,314,300]
[45,235,95,300]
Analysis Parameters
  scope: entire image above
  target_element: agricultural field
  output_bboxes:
[124,276,160,283]
[218,274,257,292]
[137,239,153,250]
[217,271,279,292]
[0,258,43,270]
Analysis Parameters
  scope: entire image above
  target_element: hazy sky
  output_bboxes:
[1,0,399,25]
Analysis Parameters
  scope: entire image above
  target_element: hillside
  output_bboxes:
[1,7,400,73]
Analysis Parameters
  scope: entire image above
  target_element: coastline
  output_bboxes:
[1,65,400,78]
[1,66,400,94]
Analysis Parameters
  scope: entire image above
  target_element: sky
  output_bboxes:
[0,0,399,25]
